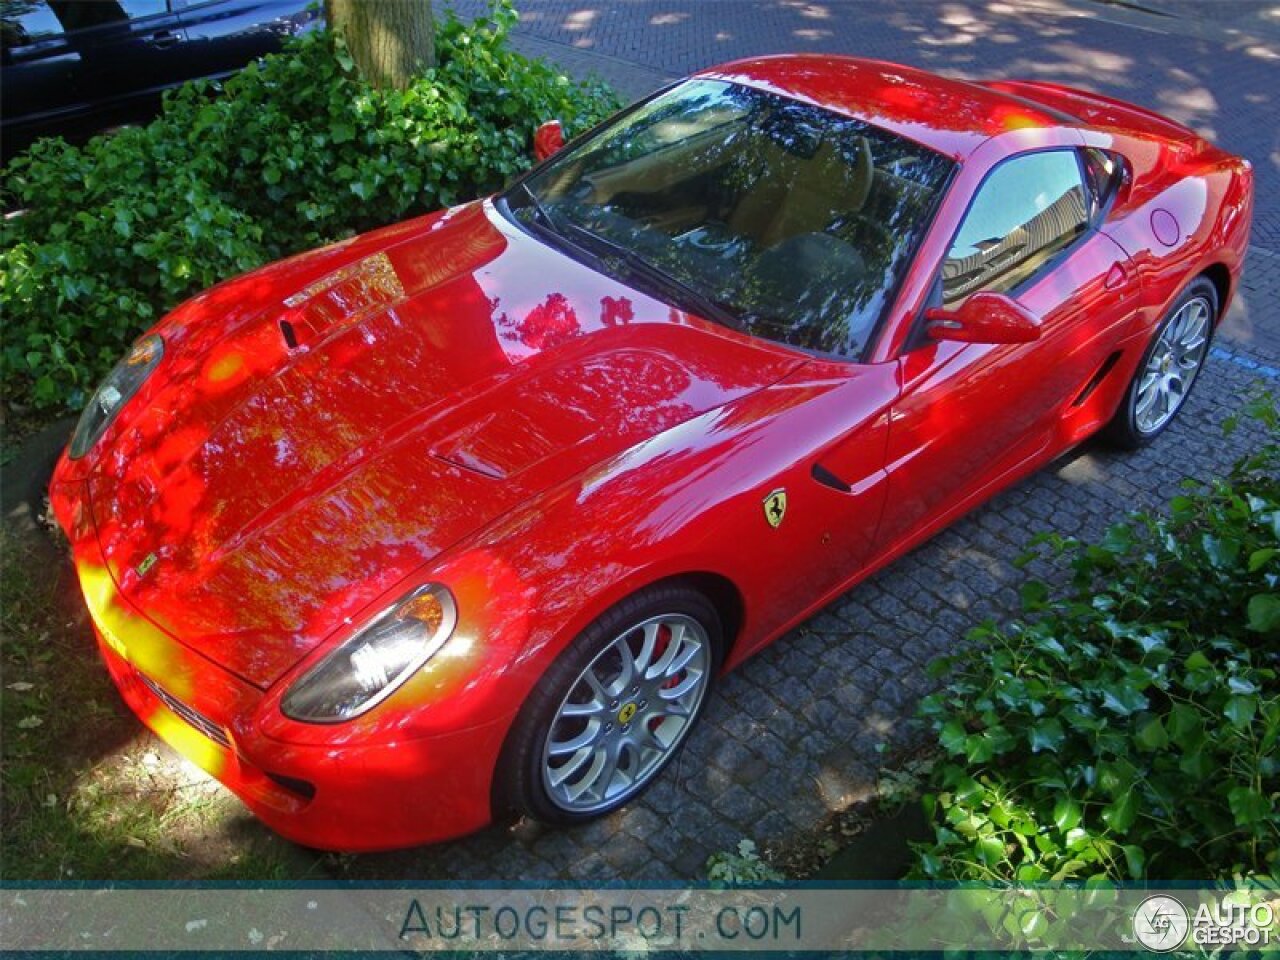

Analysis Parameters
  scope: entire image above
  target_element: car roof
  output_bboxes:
[696,54,1075,160]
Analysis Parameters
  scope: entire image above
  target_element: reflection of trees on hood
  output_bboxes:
[502,292,581,351]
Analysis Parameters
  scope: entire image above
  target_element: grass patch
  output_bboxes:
[1,526,321,880]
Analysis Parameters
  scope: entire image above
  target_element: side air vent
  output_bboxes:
[811,462,852,493]
[1072,350,1122,407]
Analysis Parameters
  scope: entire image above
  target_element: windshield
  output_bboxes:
[507,79,954,359]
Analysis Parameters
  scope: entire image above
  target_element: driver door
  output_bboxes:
[877,147,1139,549]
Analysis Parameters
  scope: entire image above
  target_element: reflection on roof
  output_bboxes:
[699,55,1075,159]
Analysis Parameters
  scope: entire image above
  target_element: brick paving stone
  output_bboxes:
[366,0,1280,881]
[568,852,618,882]
[598,836,657,875]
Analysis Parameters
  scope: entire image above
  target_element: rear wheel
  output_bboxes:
[1103,277,1216,449]
[496,584,722,824]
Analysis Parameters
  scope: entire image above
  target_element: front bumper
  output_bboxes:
[51,477,512,852]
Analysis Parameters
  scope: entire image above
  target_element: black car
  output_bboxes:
[2,0,319,162]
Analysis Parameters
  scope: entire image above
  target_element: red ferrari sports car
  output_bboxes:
[50,55,1252,851]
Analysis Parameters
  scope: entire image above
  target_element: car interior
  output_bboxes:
[525,83,952,357]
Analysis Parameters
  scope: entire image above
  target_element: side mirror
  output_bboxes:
[533,120,565,162]
[924,291,1041,344]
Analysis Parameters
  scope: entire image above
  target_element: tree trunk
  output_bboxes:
[325,0,434,90]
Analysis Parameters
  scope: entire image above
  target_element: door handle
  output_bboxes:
[1104,262,1128,290]
[149,30,183,48]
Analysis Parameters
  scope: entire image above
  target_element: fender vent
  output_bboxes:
[1072,350,1122,407]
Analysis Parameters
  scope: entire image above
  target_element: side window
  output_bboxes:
[2,1,61,50]
[941,150,1088,305]
[2,1,171,49]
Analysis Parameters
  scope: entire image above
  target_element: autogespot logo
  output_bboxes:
[1133,895,1190,952]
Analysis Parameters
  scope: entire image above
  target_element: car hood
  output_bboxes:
[85,201,801,688]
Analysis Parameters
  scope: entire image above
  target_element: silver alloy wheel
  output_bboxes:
[540,613,711,814]
[1134,295,1211,435]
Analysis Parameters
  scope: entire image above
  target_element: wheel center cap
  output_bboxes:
[617,701,638,725]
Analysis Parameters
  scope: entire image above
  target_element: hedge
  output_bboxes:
[0,1,619,412]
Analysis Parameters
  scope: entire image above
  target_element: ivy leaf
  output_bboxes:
[975,834,1006,866]
[1101,791,1139,832]
[964,733,996,764]
[1227,676,1258,695]
[1121,844,1146,879]
[1247,593,1280,634]
[939,720,967,756]
[1020,580,1049,609]
[1227,787,1270,826]
[1168,703,1204,750]
[1134,716,1168,751]
[1202,533,1241,568]
[1101,684,1147,716]
[1224,694,1257,730]
[329,121,356,144]
[1029,718,1065,753]
[1052,797,1082,833]
[1184,650,1212,671]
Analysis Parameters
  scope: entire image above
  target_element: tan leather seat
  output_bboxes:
[729,135,874,247]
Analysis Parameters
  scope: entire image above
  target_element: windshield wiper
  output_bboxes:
[556,220,742,331]
[514,181,560,232]
[509,184,620,275]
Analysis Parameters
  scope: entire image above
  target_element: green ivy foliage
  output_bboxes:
[0,1,619,412]
[914,395,1280,882]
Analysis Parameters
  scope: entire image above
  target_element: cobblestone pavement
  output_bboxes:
[349,1,1280,880]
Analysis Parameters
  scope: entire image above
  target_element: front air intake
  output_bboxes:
[137,672,231,749]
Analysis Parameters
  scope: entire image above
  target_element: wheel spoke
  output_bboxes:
[565,749,609,802]
[561,693,607,718]
[1135,382,1160,417]
[634,622,660,677]
[582,666,609,702]
[548,720,602,756]
[648,621,687,679]
[659,669,704,701]
[638,719,672,752]
[548,746,595,787]
[609,632,639,695]
[594,741,625,800]
[662,638,700,678]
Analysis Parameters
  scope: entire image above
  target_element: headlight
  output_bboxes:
[281,584,458,723]
[68,334,164,460]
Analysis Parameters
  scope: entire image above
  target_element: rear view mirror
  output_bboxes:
[925,291,1041,344]
[533,120,565,162]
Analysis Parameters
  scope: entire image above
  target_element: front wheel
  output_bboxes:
[495,584,722,825]
[1103,277,1217,449]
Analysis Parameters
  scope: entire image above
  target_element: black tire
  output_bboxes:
[1101,277,1218,450]
[494,583,723,825]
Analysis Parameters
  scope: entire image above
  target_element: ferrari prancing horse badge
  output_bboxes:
[763,488,787,528]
